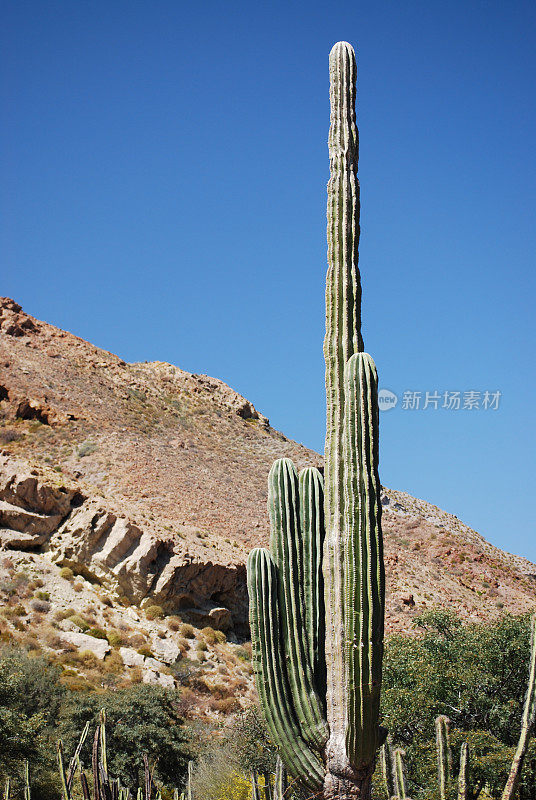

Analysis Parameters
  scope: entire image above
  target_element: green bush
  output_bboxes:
[107,630,123,647]
[68,614,90,632]
[59,567,74,580]
[87,627,107,640]
[35,590,50,600]
[179,623,195,639]
[145,605,165,620]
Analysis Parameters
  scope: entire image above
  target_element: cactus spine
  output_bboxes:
[247,40,384,800]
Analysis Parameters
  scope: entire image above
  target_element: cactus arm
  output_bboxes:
[268,459,328,749]
[344,352,384,767]
[299,466,327,700]
[502,615,536,800]
[457,742,469,800]
[247,548,325,789]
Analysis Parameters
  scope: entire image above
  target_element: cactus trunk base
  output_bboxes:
[323,767,373,800]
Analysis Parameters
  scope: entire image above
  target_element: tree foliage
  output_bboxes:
[379,611,535,799]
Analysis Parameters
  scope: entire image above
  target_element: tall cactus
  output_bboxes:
[247,40,385,800]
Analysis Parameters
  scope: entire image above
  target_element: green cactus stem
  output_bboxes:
[457,742,469,800]
[23,761,30,800]
[57,742,71,800]
[186,760,194,800]
[502,615,536,800]
[323,39,363,786]
[379,743,395,800]
[435,715,452,800]
[393,749,407,800]
[272,757,287,800]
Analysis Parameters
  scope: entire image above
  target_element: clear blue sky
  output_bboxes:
[2,2,535,560]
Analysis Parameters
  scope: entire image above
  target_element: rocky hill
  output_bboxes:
[1,295,535,644]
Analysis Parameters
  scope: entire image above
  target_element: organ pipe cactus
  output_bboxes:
[457,743,468,800]
[435,715,452,800]
[247,41,385,800]
[392,749,407,800]
[379,743,395,800]
[272,757,287,800]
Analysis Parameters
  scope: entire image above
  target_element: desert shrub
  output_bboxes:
[103,650,124,675]
[179,623,195,639]
[127,633,146,649]
[137,646,153,658]
[68,614,89,632]
[201,626,226,645]
[196,640,208,652]
[129,667,143,684]
[35,590,50,600]
[225,705,276,776]
[77,441,97,458]
[54,609,72,621]
[191,744,250,800]
[234,647,250,662]
[168,615,182,631]
[59,567,74,580]
[107,630,123,647]
[73,582,84,592]
[31,599,50,613]
[87,627,107,640]
[207,696,241,714]
[145,605,164,620]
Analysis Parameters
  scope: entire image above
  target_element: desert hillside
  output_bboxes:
[1,294,535,644]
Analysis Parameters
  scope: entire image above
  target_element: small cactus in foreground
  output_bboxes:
[248,41,385,800]
[457,742,469,800]
[435,715,452,800]
[393,749,407,800]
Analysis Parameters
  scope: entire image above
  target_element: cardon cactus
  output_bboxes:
[247,41,385,799]
[435,715,452,800]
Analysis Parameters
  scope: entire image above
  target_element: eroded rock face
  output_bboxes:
[0,455,248,631]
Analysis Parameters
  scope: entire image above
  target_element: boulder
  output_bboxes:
[59,631,111,660]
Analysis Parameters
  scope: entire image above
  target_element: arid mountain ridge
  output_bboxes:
[1,295,535,637]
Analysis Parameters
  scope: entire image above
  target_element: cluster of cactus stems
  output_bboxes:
[379,627,536,800]
[2,711,187,800]
[247,40,384,800]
